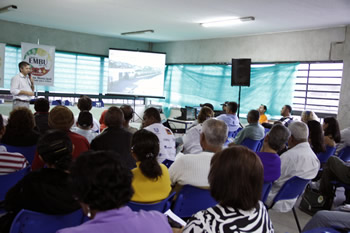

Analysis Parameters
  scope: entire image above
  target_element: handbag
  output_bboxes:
[299,184,328,215]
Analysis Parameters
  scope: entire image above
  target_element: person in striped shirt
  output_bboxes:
[0,114,28,175]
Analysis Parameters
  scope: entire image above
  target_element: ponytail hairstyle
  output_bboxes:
[131,129,162,180]
[37,129,73,171]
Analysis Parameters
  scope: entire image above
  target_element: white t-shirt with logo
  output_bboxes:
[144,123,176,163]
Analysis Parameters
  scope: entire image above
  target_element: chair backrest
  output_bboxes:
[317,146,336,163]
[0,166,30,201]
[51,100,62,106]
[261,182,272,203]
[338,146,350,162]
[162,159,174,168]
[127,192,175,213]
[10,209,86,233]
[241,138,261,152]
[272,176,310,205]
[172,185,217,218]
[2,144,37,164]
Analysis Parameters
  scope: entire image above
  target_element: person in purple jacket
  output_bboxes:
[57,150,172,233]
[256,124,291,182]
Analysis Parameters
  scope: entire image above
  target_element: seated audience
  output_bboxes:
[75,95,100,133]
[323,117,341,147]
[91,106,135,169]
[319,156,350,209]
[302,210,350,232]
[120,104,138,134]
[216,101,240,133]
[142,107,176,163]
[34,97,50,134]
[336,126,350,155]
[187,103,214,130]
[71,111,98,143]
[307,120,326,154]
[183,146,274,233]
[256,124,290,182]
[1,107,40,147]
[0,114,28,175]
[182,106,214,154]
[258,104,268,124]
[57,151,172,233]
[0,130,80,233]
[99,109,108,132]
[169,119,227,187]
[263,104,294,129]
[130,130,171,202]
[301,110,319,123]
[32,106,90,170]
[266,121,320,212]
[232,109,264,145]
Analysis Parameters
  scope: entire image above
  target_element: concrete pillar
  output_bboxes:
[338,25,350,130]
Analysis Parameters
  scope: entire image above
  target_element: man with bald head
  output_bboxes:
[265,121,320,212]
[91,106,135,169]
[169,119,227,187]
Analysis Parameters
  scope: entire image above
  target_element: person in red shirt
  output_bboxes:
[32,105,89,170]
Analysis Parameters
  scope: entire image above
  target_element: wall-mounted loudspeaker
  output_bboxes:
[231,58,251,86]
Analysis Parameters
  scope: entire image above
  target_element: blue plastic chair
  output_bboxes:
[261,182,272,203]
[317,146,336,164]
[51,100,62,106]
[0,166,30,201]
[92,100,104,108]
[338,146,350,162]
[270,176,310,233]
[64,100,73,106]
[127,192,175,213]
[9,209,86,233]
[172,185,217,218]
[162,159,174,168]
[240,138,261,152]
[1,144,37,164]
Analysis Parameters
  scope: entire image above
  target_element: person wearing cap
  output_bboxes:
[258,104,268,124]
[216,101,240,133]
[31,105,90,170]
[71,111,98,143]
[265,121,320,212]
[0,130,80,232]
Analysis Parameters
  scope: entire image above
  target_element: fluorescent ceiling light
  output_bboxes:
[200,16,255,28]
[121,30,154,36]
[0,5,17,14]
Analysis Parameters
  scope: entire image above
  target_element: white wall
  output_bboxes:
[153,27,345,63]
[0,20,149,56]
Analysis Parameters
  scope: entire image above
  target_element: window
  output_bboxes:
[293,62,343,115]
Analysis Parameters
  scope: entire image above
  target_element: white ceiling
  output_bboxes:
[0,0,349,43]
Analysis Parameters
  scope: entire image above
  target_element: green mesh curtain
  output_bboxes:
[150,63,298,118]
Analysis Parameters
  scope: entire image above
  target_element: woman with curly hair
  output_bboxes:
[57,150,172,233]
[1,107,39,146]
[130,129,171,202]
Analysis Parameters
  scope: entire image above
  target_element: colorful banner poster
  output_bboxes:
[0,43,5,88]
[21,42,55,86]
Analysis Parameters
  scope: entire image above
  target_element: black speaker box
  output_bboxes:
[231,58,251,86]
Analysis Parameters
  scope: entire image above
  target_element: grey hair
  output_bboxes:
[288,121,309,141]
[202,119,228,147]
[267,124,291,151]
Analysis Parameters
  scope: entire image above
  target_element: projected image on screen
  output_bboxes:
[107,49,166,97]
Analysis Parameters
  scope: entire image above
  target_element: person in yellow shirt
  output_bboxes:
[131,129,172,202]
[258,104,268,124]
